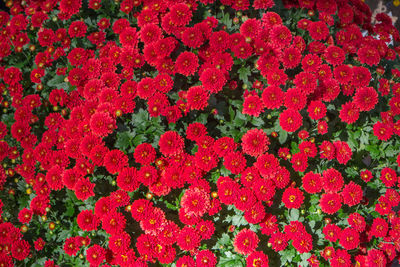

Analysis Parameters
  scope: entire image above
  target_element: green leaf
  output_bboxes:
[238,66,251,84]
[115,131,132,151]
[289,209,299,221]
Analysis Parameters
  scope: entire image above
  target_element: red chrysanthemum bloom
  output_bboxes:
[196,249,217,267]
[358,45,381,66]
[18,208,32,224]
[181,187,210,217]
[323,223,341,242]
[11,239,30,261]
[90,112,116,137]
[279,109,303,132]
[322,168,344,193]
[233,228,259,255]
[317,120,328,135]
[242,95,264,117]
[292,233,313,253]
[302,171,323,194]
[196,220,215,240]
[187,86,209,111]
[46,165,64,191]
[333,65,353,85]
[86,244,105,266]
[330,249,351,267]
[353,87,378,112]
[169,3,192,26]
[234,188,257,211]
[308,21,329,40]
[246,251,269,267]
[34,238,45,251]
[269,232,288,252]
[333,141,352,165]
[253,178,275,202]
[186,123,207,142]
[380,167,397,187]
[103,149,128,174]
[367,249,387,267]
[320,193,342,215]
[307,100,326,120]
[302,53,322,72]
[102,211,126,235]
[266,68,288,87]
[177,226,201,251]
[241,128,269,158]
[77,210,99,231]
[319,141,335,160]
[159,131,184,156]
[339,101,360,124]
[217,178,240,205]
[139,23,161,44]
[352,66,371,87]
[282,187,304,209]
[281,46,302,69]
[64,237,80,256]
[254,153,280,179]
[133,143,156,165]
[224,151,246,175]
[339,227,359,250]
[284,88,306,111]
[74,178,95,201]
[291,152,308,172]
[200,68,226,93]
[293,72,317,95]
[370,217,388,238]
[261,85,284,109]
[347,213,366,233]
[373,121,393,141]
[324,46,345,66]
[175,51,198,76]
[341,182,362,207]
[270,25,292,48]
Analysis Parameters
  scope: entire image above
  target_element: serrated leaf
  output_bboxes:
[238,66,251,84]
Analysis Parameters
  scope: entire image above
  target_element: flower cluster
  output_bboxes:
[0,0,399,266]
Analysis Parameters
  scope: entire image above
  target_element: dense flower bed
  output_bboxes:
[1,0,400,266]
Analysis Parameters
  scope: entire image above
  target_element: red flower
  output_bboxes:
[169,3,192,26]
[370,217,388,238]
[175,52,199,76]
[281,46,302,69]
[102,211,126,235]
[307,100,326,120]
[187,86,209,111]
[74,178,95,201]
[252,178,275,202]
[360,169,373,182]
[269,232,288,252]
[353,87,378,111]
[308,21,329,40]
[109,232,131,254]
[46,165,64,191]
[11,239,30,261]
[330,249,351,267]
[324,46,345,66]
[291,152,308,172]
[339,101,360,124]
[18,208,32,224]
[302,171,323,194]
[64,237,80,256]
[352,66,371,87]
[90,112,116,137]
[242,95,264,117]
[320,193,342,215]
[177,255,196,267]
[333,65,353,85]
[318,120,328,135]
[261,85,284,109]
[217,178,240,205]
[103,149,128,174]
[292,233,313,253]
[200,68,226,93]
[233,228,259,255]
[34,238,45,251]
[339,227,359,250]
[319,141,335,160]
[241,128,269,158]
[373,121,393,141]
[159,131,184,156]
[181,187,210,217]
[279,109,303,132]
[234,188,257,211]
[130,199,153,221]
[293,72,317,95]
[358,46,380,66]
[134,143,156,165]
[86,244,106,266]
[323,223,341,242]
[284,88,306,110]
[223,151,246,175]
[341,182,362,206]
[367,249,387,267]
[254,153,280,179]
[77,210,99,231]
[177,226,201,251]
[270,25,292,48]
[246,251,269,267]
[186,123,207,142]
[380,167,397,187]
[322,168,344,193]
[196,250,217,267]
[282,187,304,209]
[347,213,366,232]
[333,141,352,165]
